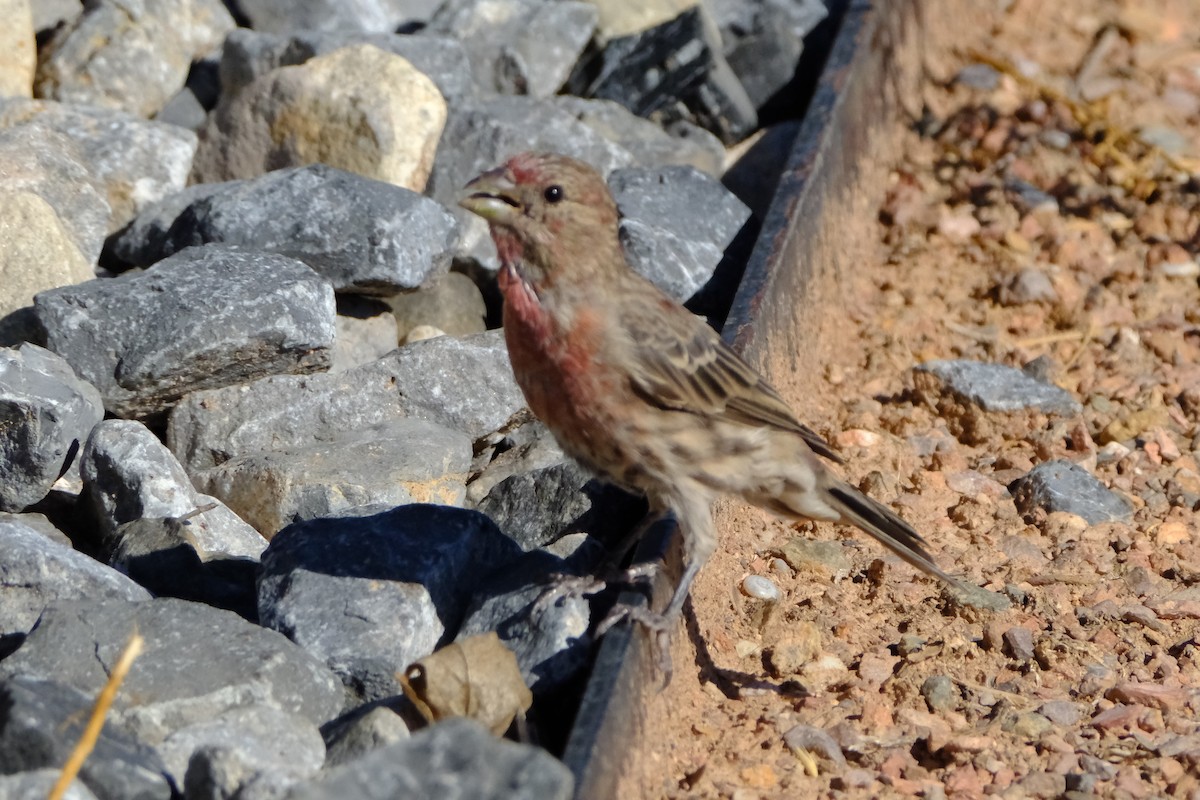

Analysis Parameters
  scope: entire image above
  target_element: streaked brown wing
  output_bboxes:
[622,300,843,464]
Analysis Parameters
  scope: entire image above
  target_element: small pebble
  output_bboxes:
[1003,627,1036,661]
[920,675,957,713]
[897,634,925,657]
[740,574,780,601]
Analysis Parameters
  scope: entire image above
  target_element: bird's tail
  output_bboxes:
[822,482,961,587]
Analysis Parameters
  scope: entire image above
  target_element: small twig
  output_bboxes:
[1013,330,1085,348]
[49,632,144,800]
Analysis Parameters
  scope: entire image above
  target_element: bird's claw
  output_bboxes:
[531,572,609,616]
[596,602,675,681]
[532,563,661,616]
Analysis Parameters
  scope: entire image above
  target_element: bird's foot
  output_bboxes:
[596,602,675,682]
[531,562,659,617]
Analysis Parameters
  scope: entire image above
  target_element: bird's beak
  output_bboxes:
[458,168,521,224]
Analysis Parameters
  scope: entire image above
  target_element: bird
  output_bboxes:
[459,152,1000,665]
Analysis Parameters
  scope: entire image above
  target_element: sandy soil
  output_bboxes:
[622,1,1200,797]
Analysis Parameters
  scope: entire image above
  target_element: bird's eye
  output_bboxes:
[543,185,564,203]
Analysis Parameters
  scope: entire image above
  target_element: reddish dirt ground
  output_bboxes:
[622,1,1200,797]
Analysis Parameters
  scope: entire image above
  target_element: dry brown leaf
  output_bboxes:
[398,632,532,736]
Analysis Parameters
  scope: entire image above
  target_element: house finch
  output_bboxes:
[460,152,998,654]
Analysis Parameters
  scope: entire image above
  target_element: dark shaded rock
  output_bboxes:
[457,552,591,692]
[0,676,171,800]
[258,505,525,702]
[0,343,103,511]
[609,165,752,300]
[1009,460,1133,524]
[566,6,756,144]
[35,245,335,418]
[286,718,572,800]
[0,598,344,746]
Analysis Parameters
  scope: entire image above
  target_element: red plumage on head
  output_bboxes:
[506,152,545,185]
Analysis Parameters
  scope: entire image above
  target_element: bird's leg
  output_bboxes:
[596,490,715,680]
[532,509,664,615]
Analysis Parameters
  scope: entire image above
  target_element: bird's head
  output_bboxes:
[459,152,623,290]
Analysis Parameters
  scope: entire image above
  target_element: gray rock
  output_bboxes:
[709,0,807,109]
[220,29,476,104]
[234,0,443,35]
[552,96,724,176]
[0,519,150,639]
[104,183,230,269]
[565,5,757,144]
[117,165,458,293]
[0,344,104,511]
[467,425,597,551]
[286,718,573,800]
[1005,178,1059,215]
[192,420,473,538]
[0,676,171,800]
[34,0,235,118]
[109,514,261,618]
[184,753,299,800]
[427,94,635,208]
[157,704,324,791]
[1009,460,1133,524]
[456,552,591,692]
[955,63,1001,90]
[32,0,83,34]
[0,125,109,265]
[609,165,752,300]
[914,360,1081,415]
[1003,626,1036,661]
[431,0,596,97]
[0,511,71,547]
[1038,699,1082,726]
[997,268,1059,306]
[919,675,957,713]
[154,87,208,131]
[168,330,525,472]
[35,245,336,418]
[0,770,98,800]
[322,704,410,768]
[80,418,266,555]
[258,505,525,701]
[0,98,198,231]
[0,597,344,745]
[387,271,487,342]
